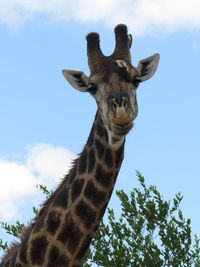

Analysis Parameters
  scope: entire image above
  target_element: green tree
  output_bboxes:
[1,173,200,266]
[83,172,200,267]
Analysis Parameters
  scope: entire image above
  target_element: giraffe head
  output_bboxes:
[63,24,159,140]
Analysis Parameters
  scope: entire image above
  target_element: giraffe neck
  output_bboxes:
[1,111,125,267]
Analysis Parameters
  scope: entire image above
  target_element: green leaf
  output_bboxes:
[83,172,200,266]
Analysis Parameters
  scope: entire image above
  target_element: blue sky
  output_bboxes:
[0,0,200,258]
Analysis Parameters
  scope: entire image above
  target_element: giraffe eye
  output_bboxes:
[88,83,98,95]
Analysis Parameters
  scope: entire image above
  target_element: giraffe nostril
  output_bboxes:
[110,100,117,111]
[110,96,129,111]
[115,96,124,106]
[122,98,128,109]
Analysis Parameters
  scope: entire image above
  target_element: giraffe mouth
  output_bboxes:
[113,121,133,135]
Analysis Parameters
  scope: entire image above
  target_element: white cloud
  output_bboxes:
[26,143,75,185]
[0,143,75,220]
[0,0,200,35]
[0,160,37,220]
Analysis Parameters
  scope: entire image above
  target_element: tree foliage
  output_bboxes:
[83,172,200,267]
[0,173,199,267]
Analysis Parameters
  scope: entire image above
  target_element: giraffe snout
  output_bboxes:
[109,93,130,113]
[108,94,134,134]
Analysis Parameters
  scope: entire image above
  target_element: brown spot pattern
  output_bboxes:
[87,148,95,173]
[95,164,113,188]
[75,200,96,229]
[47,246,69,267]
[47,211,61,235]
[53,187,69,209]
[95,138,105,159]
[71,178,85,202]
[76,235,93,260]
[30,236,48,265]
[84,180,107,207]
[57,213,83,252]
[104,148,113,168]
[115,145,124,167]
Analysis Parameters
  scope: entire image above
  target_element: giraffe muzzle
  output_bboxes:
[110,105,134,135]
[108,94,134,134]
[112,119,133,135]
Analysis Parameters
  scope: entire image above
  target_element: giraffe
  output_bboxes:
[0,24,159,267]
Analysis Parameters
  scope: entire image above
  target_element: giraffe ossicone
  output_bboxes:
[0,24,159,267]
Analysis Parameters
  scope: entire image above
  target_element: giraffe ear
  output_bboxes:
[136,54,160,82]
[62,70,89,92]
